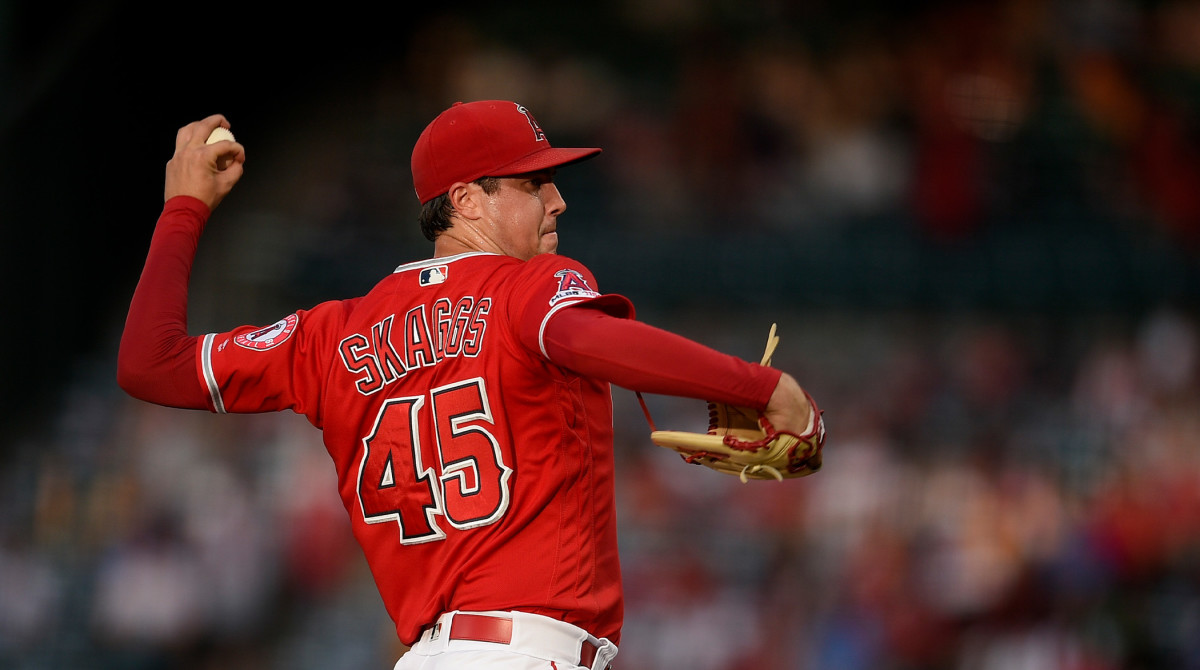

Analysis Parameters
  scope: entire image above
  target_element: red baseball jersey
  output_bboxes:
[196,252,634,646]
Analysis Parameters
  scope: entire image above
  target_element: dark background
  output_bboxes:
[1,4,444,442]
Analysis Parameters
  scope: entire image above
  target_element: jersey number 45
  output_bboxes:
[356,377,514,544]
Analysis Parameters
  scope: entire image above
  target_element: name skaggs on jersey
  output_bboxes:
[338,296,492,395]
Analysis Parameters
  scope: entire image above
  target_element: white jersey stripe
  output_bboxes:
[200,333,227,414]
[537,299,589,360]
[394,251,495,274]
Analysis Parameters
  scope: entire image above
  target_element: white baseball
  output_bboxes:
[206,126,236,144]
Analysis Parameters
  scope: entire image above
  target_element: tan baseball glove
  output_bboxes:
[642,324,825,482]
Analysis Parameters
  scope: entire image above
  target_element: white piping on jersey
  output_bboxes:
[393,252,496,274]
[200,333,227,414]
[538,298,588,360]
[393,252,589,361]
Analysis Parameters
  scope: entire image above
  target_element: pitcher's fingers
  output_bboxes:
[174,114,230,152]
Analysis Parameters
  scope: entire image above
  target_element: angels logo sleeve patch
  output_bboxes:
[234,314,299,350]
[549,268,601,306]
[509,256,634,360]
[202,302,349,420]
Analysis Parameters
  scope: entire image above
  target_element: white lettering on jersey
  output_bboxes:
[339,296,493,397]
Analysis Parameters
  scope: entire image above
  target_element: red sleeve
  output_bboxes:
[115,196,212,409]
[199,298,354,423]
[541,305,781,409]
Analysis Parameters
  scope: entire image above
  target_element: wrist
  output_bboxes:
[766,373,813,434]
[163,195,212,218]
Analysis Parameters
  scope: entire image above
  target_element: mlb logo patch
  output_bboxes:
[420,265,448,286]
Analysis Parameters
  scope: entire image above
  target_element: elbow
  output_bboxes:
[116,340,156,400]
[116,363,147,399]
[115,333,206,408]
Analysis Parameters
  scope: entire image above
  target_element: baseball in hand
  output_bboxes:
[206,126,237,170]
[206,126,235,144]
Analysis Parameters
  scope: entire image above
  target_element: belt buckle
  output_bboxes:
[581,637,616,670]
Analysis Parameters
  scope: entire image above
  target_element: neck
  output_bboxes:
[434,220,507,258]
[434,234,484,258]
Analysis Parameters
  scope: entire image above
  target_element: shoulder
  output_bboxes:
[526,252,591,270]
[518,253,597,285]
[504,255,606,313]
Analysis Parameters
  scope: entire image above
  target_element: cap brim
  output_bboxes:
[489,147,602,177]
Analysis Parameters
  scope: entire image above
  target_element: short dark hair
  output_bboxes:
[418,176,501,241]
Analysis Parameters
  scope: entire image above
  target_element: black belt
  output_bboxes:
[447,612,611,669]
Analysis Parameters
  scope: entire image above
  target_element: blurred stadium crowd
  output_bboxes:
[3,1,1200,669]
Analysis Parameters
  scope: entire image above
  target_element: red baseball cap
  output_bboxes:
[411,100,602,204]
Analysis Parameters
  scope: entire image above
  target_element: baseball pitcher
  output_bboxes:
[118,101,824,670]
